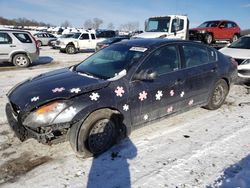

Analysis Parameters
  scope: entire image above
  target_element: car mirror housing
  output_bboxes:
[134,69,157,81]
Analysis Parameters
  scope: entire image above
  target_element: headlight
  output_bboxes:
[23,101,68,128]
[198,30,206,34]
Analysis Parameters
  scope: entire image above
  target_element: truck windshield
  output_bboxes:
[72,33,81,39]
[75,44,145,79]
[145,17,170,32]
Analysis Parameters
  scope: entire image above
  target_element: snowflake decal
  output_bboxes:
[155,90,163,100]
[143,114,149,120]
[31,96,39,102]
[180,91,185,98]
[65,106,77,116]
[89,92,100,101]
[188,99,194,106]
[167,106,173,113]
[170,90,175,97]
[70,88,81,94]
[139,91,147,101]
[52,87,65,93]
[123,104,129,111]
[115,86,125,97]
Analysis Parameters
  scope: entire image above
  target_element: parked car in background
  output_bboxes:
[189,20,241,44]
[34,32,57,47]
[0,29,39,67]
[219,35,250,64]
[50,33,75,49]
[6,39,237,158]
[95,36,130,51]
[96,29,116,40]
[57,31,99,54]
[238,59,250,81]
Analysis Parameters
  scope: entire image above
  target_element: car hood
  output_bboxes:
[133,32,168,39]
[219,47,250,59]
[7,68,110,111]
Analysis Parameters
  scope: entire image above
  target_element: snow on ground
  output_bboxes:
[0,47,250,188]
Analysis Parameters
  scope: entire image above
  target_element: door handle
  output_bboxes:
[10,45,16,47]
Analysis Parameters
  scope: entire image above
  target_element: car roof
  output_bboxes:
[118,38,196,48]
[0,29,31,33]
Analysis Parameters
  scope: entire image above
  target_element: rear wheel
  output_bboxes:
[69,109,120,158]
[204,79,229,110]
[12,54,30,68]
[66,44,76,54]
[205,33,213,44]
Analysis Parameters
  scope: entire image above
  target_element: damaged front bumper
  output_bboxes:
[5,103,71,144]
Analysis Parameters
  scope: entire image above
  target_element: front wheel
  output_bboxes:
[12,54,31,68]
[66,44,76,54]
[69,109,120,158]
[205,34,213,44]
[204,79,229,110]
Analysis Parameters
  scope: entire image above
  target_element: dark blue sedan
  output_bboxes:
[6,39,237,158]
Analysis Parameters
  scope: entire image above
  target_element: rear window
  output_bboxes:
[13,33,32,43]
[0,33,12,44]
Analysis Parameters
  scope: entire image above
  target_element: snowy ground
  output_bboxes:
[0,47,250,188]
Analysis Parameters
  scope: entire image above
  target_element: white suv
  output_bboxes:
[0,29,39,67]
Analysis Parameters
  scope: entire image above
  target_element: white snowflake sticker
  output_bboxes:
[70,88,81,94]
[123,104,129,111]
[89,92,100,101]
[65,106,77,116]
[170,90,175,97]
[188,99,194,106]
[31,96,39,102]
[155,90,163,100]
[143,114,149,120]
[180,91,185,98]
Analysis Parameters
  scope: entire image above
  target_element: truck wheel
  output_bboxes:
[231,34,239,43]
[204,79,229,110]
[69,109,120,158]
[66,44,76,54]
[205,34,213,44]
[12,54,30,68]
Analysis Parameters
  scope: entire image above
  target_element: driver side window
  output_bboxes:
[137,45,180,76]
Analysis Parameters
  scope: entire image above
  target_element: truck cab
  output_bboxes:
[134,15,189,40]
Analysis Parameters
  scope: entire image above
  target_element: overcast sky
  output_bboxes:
[0,0,250,29]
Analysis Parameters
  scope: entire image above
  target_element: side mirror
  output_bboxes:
[134,69,157,81]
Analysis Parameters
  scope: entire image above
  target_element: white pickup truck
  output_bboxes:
[134,15,189,40]
[57,30,100,54]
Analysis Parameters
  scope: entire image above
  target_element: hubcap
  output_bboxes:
[88,119,114,154]
[212,85,225,106]
[68,46,75,54]
[16,56,27,66]
[233,35,238,42]
[207,35,212,44]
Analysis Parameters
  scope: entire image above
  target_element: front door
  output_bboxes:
[79,33,92,49]
[129,44,186,126]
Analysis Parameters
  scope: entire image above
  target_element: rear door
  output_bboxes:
[12,32,37,53]
[0,32,13,61]
[179,43,218,105]
[129,44,186,126]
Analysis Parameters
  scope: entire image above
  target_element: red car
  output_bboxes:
[189,20,241,44]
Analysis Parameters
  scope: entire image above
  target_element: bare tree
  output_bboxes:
[84,19,93,29]
[92,18,103,29]
[119,21,139,31]
[107,22,115,30]
[61,20,71,28]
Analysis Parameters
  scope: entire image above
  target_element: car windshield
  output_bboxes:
[72,33,81,39]
[198,21,220,28]
[75,44,146,79]
[145,17,170,32]
[229,37,250,49]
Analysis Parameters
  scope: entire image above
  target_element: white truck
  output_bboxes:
[134,15,189,40]
[57,30,100,54]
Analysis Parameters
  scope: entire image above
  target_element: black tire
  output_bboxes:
[66,44,76,54]
[231,34,239,43]
[204,79,229,110]
[37,40,42,47]
[205,33,213,44]
[12,54,31,68]
[69,109,120,158]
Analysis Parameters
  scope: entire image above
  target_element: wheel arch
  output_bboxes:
[10,51,31,63]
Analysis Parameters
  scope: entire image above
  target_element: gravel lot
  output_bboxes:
[0,47,250,188]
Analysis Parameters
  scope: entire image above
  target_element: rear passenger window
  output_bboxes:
[182,45,209,68]
[80,34,89,40]
[0,33,12,44]
[91,34,96,39]
[13,33,32,43]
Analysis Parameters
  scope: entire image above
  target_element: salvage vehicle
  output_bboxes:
[0,29,39,67]
[134,15,189,40]
[6,39,237,158]
[33,32,57,47]
[219,35,250,64]
[95,36,130,51]
[57,31,99,54]
[189,20,241,44]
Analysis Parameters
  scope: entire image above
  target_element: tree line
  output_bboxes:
[0,17,51,27]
